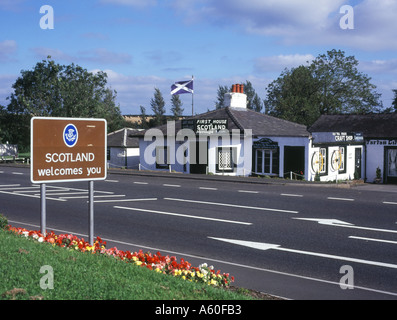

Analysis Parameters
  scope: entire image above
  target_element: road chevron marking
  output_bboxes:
[294,218,397,234]
[208,237,397,269]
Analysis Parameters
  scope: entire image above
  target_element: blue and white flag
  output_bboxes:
[171,79,194,95]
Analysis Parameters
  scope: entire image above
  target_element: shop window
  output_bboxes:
[255,149,279,175]
[156,146,169,169]
[388,149,397,177]
[311,148,327,175]
[331,147,346,173]
[216,147,236,172]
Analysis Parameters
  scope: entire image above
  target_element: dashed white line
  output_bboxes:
[327,197,355,202]
[163,184,181,188]
[12,172,24,175]
[281,193,303,197]
[199,187,218,191]
[238,190,259,194]
[133,182,148,185]
[384,201,397,205]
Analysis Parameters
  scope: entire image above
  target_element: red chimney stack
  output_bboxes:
[231,83,244,94]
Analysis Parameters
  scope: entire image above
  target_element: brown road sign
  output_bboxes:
[31,117,107,183]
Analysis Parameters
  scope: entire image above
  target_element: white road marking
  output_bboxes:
[164,197,298,214]
[163,184,181,188]
[327,197,354,201]
[11,172,24,175]
[209,237,397,270]
[383,201,397,205]
[60,195,126,199]
[95,198,157,203]
[105,179,119,183]
[294,217,397,234]
[133,182,148,185]
[34,191,88,196]
[199,187,218,190]
[0,189,66,201]
[349,236,397,245]
[281,193,303,197]
[114,206,252,225]
[238,190,259,194]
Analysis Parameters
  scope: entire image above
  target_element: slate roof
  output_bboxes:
[107,128,141,148]
[129,107,309,138]
[308,114,397,138]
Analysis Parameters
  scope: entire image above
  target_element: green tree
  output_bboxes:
[244,81,263,112]
[170,94,184,119]
[310,49,382,115]
[215,85,230,109]
[392,89,397,113]
[265,49,383,126]
[139,105,149,129]
[150,88,166,126]
[6,57,124,148]
[265,66,322,126]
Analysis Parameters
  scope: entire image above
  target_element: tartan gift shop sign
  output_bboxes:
[31,117,107,183]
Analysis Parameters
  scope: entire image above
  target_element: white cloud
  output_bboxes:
[0,40,17,62]
[360,59,397,75]
[254,54,315,73]
[89,69,270,115]
[0,74,17,106]
[32,47,132,65]
[173,0,397,51]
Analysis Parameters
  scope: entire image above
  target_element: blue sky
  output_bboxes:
[1,0,397,116]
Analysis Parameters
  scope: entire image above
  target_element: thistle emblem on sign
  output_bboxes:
[63,124,78,147]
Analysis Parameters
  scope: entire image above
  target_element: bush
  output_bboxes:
[0,214,8,230]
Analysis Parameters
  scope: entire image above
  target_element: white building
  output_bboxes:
[133,84,310,179]
[107,128,141,169]
[309,114,397,184]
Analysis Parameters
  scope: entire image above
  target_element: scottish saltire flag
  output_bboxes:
[171,79,194,95]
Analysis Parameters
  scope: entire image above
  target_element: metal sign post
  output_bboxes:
[31,117,107,246]
[40,183,46,236]
[88,180,94,245]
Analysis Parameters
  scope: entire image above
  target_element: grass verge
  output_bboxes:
[0,228,261,300]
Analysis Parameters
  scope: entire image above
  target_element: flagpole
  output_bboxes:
[191,75,194,116]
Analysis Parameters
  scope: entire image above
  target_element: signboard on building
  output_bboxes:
[182,119,228,134]
[312,132,363,145]
[253,138,279,150]
[31,117,107,183]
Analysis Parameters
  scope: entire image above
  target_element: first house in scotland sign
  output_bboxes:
[31,117,107,183]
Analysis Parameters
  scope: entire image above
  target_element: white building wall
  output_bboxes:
[207,134,252,176]
[308,142,363,182]
[254,136,309,180]
[108,147,140,169]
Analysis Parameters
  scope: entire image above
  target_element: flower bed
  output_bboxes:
[6,225,234,287]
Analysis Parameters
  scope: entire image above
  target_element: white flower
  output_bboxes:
[38,237,44,243]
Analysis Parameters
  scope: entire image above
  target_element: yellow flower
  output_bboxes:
[135,261,142,266]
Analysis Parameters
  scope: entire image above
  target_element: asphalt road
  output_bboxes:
[1,165,397,300]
